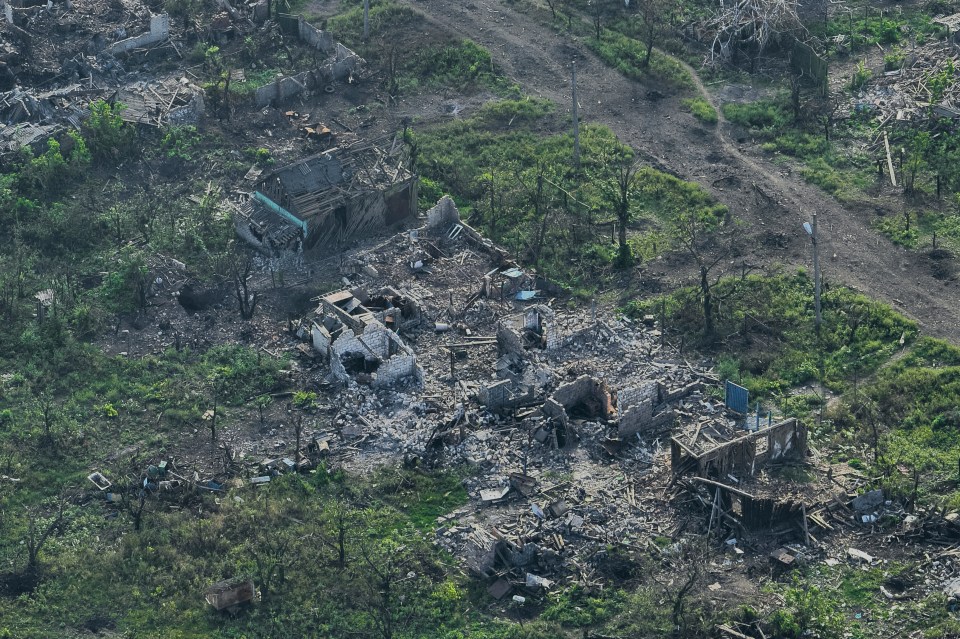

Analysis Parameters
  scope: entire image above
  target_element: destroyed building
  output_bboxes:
[263,195,831,594]
[234,137,417,254]
[0,0,362,154]
[309,286,424,389]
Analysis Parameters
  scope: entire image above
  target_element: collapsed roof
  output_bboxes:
[235,135,417,253]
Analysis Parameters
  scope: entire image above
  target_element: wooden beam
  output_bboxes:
[883,131,897,187]
[690,476,757,501]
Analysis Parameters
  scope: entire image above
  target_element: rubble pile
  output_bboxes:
[844,24,960,125]
[0,0,362,154]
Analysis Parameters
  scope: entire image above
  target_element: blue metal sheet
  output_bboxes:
[254,191,308,238]
[724,381,749,414]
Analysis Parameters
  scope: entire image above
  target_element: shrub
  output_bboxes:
[159,126,202,162]
[722,100,787,130]
[682,97,718,124]
[850,60,871,91]
[85,100,135,162]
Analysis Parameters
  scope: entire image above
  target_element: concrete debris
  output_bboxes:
[0,0,362,155]
[847,548,874,563]
[851,489,885,513]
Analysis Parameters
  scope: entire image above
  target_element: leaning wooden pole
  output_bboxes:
[572,61,581,169]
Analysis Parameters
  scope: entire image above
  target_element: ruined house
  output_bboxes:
[310,287,424,388]
[670,417,807,478]
[235,138,417,254]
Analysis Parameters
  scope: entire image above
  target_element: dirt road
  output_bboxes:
[401,0,960,341]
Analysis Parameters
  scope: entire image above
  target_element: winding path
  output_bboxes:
[402,0,960,341]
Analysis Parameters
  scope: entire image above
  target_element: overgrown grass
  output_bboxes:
[326,1,517,96]
[413,102,725,291]
[817,8,946,54]
[627,272,918,397]
[723,98,873,200]
[722,100,788,130]
[325,0,418,48]
[585,28,693,90]
[831,337,960,507]
[403,39,521,97]
[682,97,718,124]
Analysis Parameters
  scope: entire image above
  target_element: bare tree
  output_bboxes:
[207,372,225,445]
[704,0,803,68]
[601,144,643,266]
[116,478,149,532]
[233,252,260,320]
[671,212,746,339]
[292,408,305,464]
[654,539,709,635]
[319,497,357,569]
[636,0,671,67]
[514,161,558,266]
[351,537,432,639]
[249,523,301,601]
[25,501,68,570]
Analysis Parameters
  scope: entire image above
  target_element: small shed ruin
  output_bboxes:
[670,417,807,478]
[205,579,255,611]
[235,137,417,253]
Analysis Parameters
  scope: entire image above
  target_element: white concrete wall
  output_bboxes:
[107,14,170,55]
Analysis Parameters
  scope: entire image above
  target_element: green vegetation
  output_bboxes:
[585,27,693,90]
[628,272,917,396]
[402,39,521,97]
[682,97,718,124]
[849,60,871,91]
[325,0,417,46]
[722,100,788,130]
[722,97,872,199]
[327,2,518,97]
[874,213,920,248]
[830,337,960,507]
[818,8,945,53]
[762,562,960,639]
[413,99,725,291]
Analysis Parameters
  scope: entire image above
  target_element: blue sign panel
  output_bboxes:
[724,381,749,415]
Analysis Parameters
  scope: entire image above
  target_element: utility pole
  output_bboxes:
[803,213,821,336]
[363,0,370,41]
[803,212,824,427]
[572,61,581,169]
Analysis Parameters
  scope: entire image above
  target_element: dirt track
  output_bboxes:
[402,0,960,342]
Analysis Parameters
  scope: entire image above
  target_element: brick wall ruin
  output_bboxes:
[328,320,423,388]
[254,26,363,107]
[106,14,170,55]
[617,381,675,437]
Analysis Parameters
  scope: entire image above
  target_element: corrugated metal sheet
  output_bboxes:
[724,381,748,415]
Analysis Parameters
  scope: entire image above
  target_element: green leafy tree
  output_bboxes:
[84,100,134,163]
[599,143,642,266]
[101,248,149,314]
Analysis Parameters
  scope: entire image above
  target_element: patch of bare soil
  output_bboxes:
[400,0,960,342]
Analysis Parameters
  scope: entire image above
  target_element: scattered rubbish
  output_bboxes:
[88,472,111,491]
[852,489,884,513]
[488,578,511,600]
[479,486,510,502]
[770,547,795,567]
[525,573,553,589]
